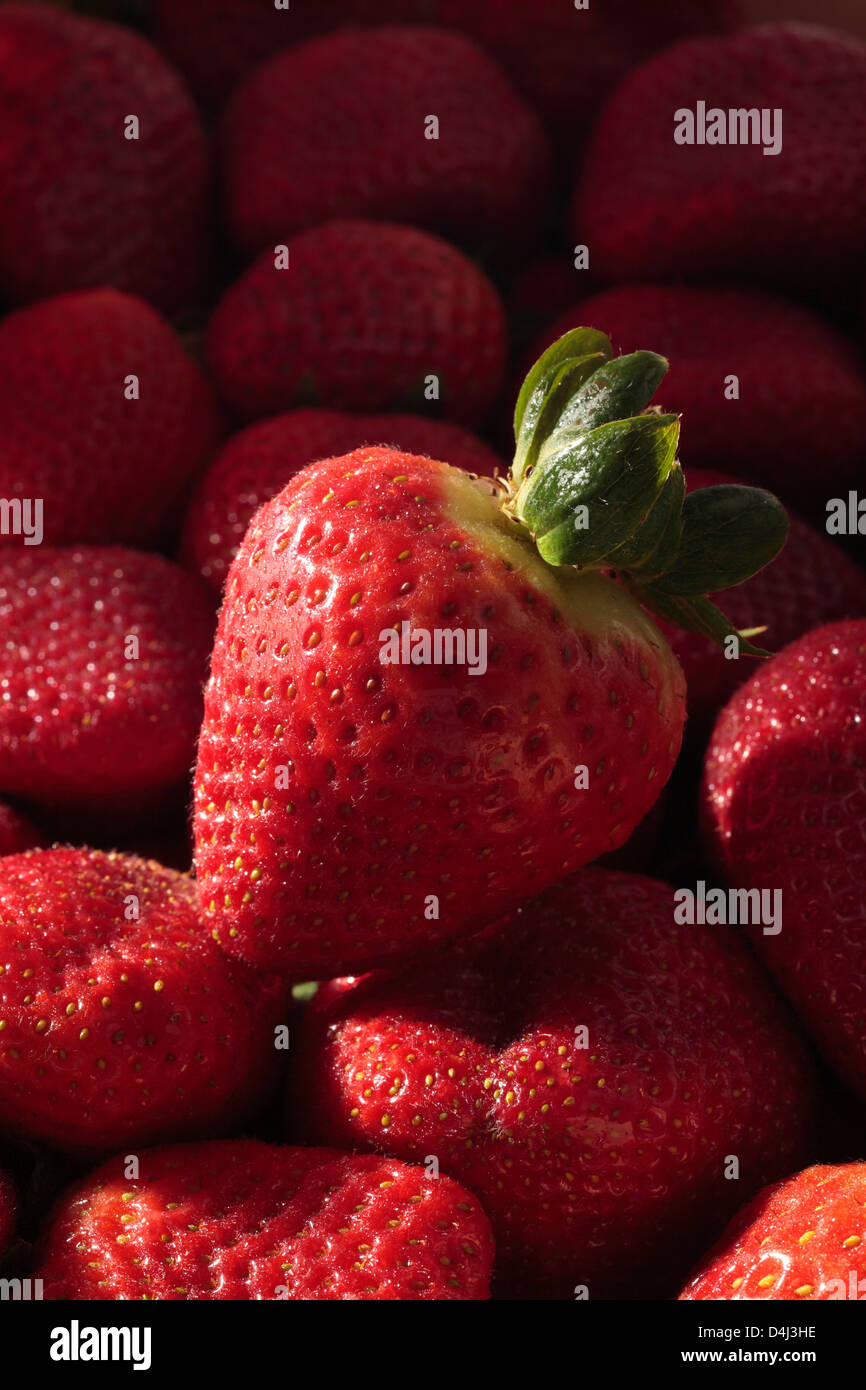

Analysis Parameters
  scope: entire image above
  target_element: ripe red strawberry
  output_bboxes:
[0,1166,15,1257]
[0,548,215,816]
[434,0,734,163]
[662,468,866,737]
[0,801,42,858]
[0,290,223,549]
[680,1164,866,1300]
[207,220,506,426]
[292,868,814,1299]
[0,850,285,1155]
[704,620,866,1099]
[181,410,505,593]
[0,4,210,313]
[573,24,866,297]
[527,285,866,513]
[36,1139,494,1300]
[194,329,787,978]
[221,27,551,259]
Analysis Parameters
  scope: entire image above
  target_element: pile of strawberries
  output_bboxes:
[0,0,865,1304]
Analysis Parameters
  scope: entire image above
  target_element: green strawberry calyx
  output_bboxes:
[503,328,789,655]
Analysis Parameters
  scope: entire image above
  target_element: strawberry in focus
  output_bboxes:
[36,1139,493,1300]
[0,3,210,313]
[292,868,815,1299]
[703,620,866,1101]
[181,410,505,593]
[680,1164,866,1300]
[0,850,285,1155]
[0,290,223,549]
[206,219,507,425]
[194,329,788,977]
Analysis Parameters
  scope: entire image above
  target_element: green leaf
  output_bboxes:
[628,582,772,657]
[512,328,611,483]
[554,350,669,437]
[607,464,685,578]
[517,353,608,481]
[516,414,680,567]
[653,484,789,596]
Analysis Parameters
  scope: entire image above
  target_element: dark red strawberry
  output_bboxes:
[36,1139,493,1299]
[181,410,505,592]
[194,329,788,978]
[0,850,285,1155]
[662,468,866,738]
[681,1164,866,1300]
[221,27,551,258]
[292,868,814,1299]
[0,290,223,549]
[0,1165,15,1256]
[0,4,210,312]
[0,548,215,816]
[703,620,866,1099]
[573,24,866,297]
[206,220,507,426]
[526,285,866,514]
[0,801,42,857]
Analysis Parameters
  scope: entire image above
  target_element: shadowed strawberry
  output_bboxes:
[292,868,815,1299]
[36,1139,494,1300]
[0,1166,15,1257]
[0,290,223,549]
[181,410,505,592]
[0,548,215,817]
[681,1164,866,1300]
[526,285,866,514]
[207,220,507,426]
[221,27,551,257]
[194,327,788,977]
[0,850,285,1155]
[573,24,866,298]
[0,801,43,857]
[0,4,210,312]
[703,619,866,1100]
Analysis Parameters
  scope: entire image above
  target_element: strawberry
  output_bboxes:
[0,849,285,1155]
[0,290,223,549]
[680,1164,866,1301]
[573,24,866,297]
[206,219,507,426]
[194,328,788,977]
[221,26,551,258]
[0,1166,15,1257]
[703,619,866,1100]
[0,548,215,817]
[0,801,42,858]
[0,4,210,313]
[36,1138,494,1300]
[292,868,815,1299]
[527,285,866,514]
[663,468,866,739]
[181,409,505,593]
[434,0,734,164]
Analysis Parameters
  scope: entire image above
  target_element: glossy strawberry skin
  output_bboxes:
[681,1164,866,1300]
[662,469,866,738]
[0,4,210,312]
[703,620,866,1099]
[0,850,285,1155]
[181,409,505,592]
[37,1139,494,1300]
[0,548,216,815]
[221,26,551,256]
[0,290,223,549]
[193,450,685,978]
[0,802,42,857]
[206,220,507,426]
[292,868,815,1299]
[527,285,866,514]
[574,24,866,297]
